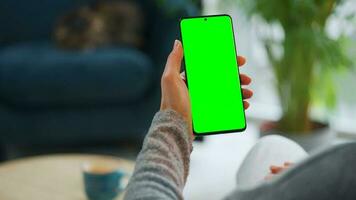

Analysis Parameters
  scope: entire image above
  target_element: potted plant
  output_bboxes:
[237,0,352,150]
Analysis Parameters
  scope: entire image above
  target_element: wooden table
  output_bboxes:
[0,154,135,200]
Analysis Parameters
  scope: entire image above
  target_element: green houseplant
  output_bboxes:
[238,0,351,134]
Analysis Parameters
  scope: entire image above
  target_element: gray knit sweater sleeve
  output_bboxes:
[123,109,193,200]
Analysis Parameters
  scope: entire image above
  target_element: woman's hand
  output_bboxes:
[265,162,294,180]
[160,39,253,136]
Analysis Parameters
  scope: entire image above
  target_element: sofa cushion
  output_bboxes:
[0,42,154,107]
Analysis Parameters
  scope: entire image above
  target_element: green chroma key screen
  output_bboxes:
[180,15,246,135]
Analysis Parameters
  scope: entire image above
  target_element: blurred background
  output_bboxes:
[0,0,200,160]
[0,0,355,199]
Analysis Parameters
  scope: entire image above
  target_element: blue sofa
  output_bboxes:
[0,0,198,157]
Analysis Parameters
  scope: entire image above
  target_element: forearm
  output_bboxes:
[124,109,193,200]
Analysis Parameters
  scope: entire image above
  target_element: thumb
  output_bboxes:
[164,40,183,75]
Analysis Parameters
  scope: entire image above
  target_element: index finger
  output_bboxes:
[237,56,246,67]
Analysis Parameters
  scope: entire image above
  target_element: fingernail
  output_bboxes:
[173,40,179,50]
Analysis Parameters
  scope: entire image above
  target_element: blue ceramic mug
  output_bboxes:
[82,163,130,200]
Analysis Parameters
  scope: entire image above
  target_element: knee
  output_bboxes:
[257,135,293,147]
[254,134,307,157]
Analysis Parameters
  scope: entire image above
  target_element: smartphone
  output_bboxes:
[180,15,246,135]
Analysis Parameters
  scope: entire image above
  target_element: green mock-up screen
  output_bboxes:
[180,15,246,135]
